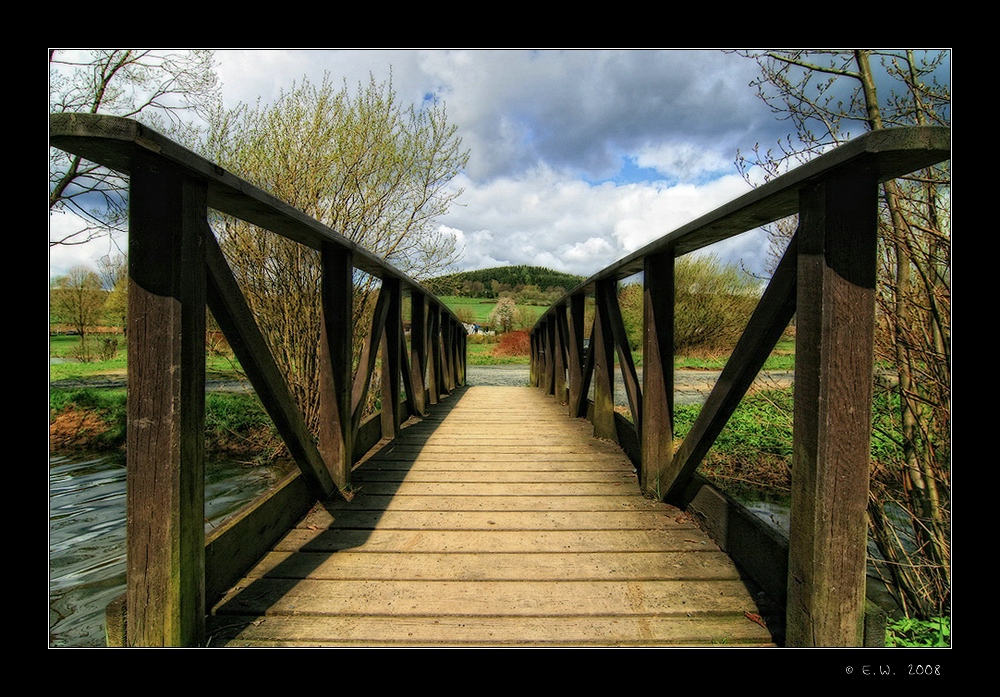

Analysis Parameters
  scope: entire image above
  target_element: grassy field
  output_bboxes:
[438,296,547,327]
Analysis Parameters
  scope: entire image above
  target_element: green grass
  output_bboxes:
[438,296,498,324]
[50,334,245,382]
[439,296,546,327]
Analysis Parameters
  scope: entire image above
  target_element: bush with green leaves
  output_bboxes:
[885,616,950,647]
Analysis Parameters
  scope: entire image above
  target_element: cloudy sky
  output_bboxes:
[49,49,818,281]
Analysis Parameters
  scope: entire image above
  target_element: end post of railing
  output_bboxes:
[785,168,880,647]
[126,152,208,647]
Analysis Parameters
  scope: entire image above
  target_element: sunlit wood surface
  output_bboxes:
[207,386,775,647]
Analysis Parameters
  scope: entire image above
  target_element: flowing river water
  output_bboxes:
[48,365,793,647]
[48,452,293,647]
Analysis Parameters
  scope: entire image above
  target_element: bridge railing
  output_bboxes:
[50,113,467,646]
[529,126,950,646]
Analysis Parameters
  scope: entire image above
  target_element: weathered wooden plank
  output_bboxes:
[208,386,773,647]
[213,578,762,617]
[274,527,706,554]
[284,494,668,513]
[335,481,644,496]
[208,614,775,647]
[295,509,702,531]
[362,452,633,465]
[353,470,639,483]
[241,550,745,581]
[274,527,707,553]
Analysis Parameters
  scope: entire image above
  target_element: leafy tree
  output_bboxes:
[617,256,759,355]
[429,266,584,298]
[734,50,950,618]
[617,283,644,352]
[488,297,517,334]
[99,255,129,333]
[512,305,539,331]
[205,74,468,428]
[50,266,106,361]
[49,49,220,247]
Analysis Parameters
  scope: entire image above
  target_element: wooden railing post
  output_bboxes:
[530,321,543,388]
[592,281,617,441]
[543,318,555,396]
[319,244,354,490]
[408,292,429,416]
[786,172,879,647]
[442,315,455,393]
[553,305,568,404]
[641,251,675,498]
[380,277,403,439]
[566,295,585,416]
[428,305,441,405]
[126,156,207,647]
[456,324,467,387]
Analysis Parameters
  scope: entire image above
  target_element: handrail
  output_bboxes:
[529,125,950,646]
[50,112,467,646]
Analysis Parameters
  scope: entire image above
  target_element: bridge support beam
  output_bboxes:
[786,172,878,647]
[566,295,586,415]
[125,157,207,647]
[319,244,354,490]
[641,251,675,499]
[592,280,617,442]
[380,278,403,439]
[553,305,568,404]
[408,292,429,416]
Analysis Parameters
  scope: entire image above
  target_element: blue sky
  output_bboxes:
[50,49,937,281]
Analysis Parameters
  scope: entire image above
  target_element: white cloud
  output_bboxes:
[633,142,733,182]
[50,50,795,283]
[48,212,126,279]
[439,167,759,278]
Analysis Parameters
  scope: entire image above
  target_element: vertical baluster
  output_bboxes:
[428,305,441,404]
[380,278,402,439]
[409,292,429,416]
[319,244,354,490]
[553,305,568,404]
[566,296,585,415]
[641,251,674,498]
[592,280,617,441]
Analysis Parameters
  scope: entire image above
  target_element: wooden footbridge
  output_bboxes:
[50,114,950,648]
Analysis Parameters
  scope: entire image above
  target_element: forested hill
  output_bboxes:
[426,265,585,298]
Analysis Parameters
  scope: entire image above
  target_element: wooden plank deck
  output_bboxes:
[206,386,776,647]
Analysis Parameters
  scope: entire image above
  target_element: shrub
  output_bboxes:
[674,254,760,354]
[493,330,531,357]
